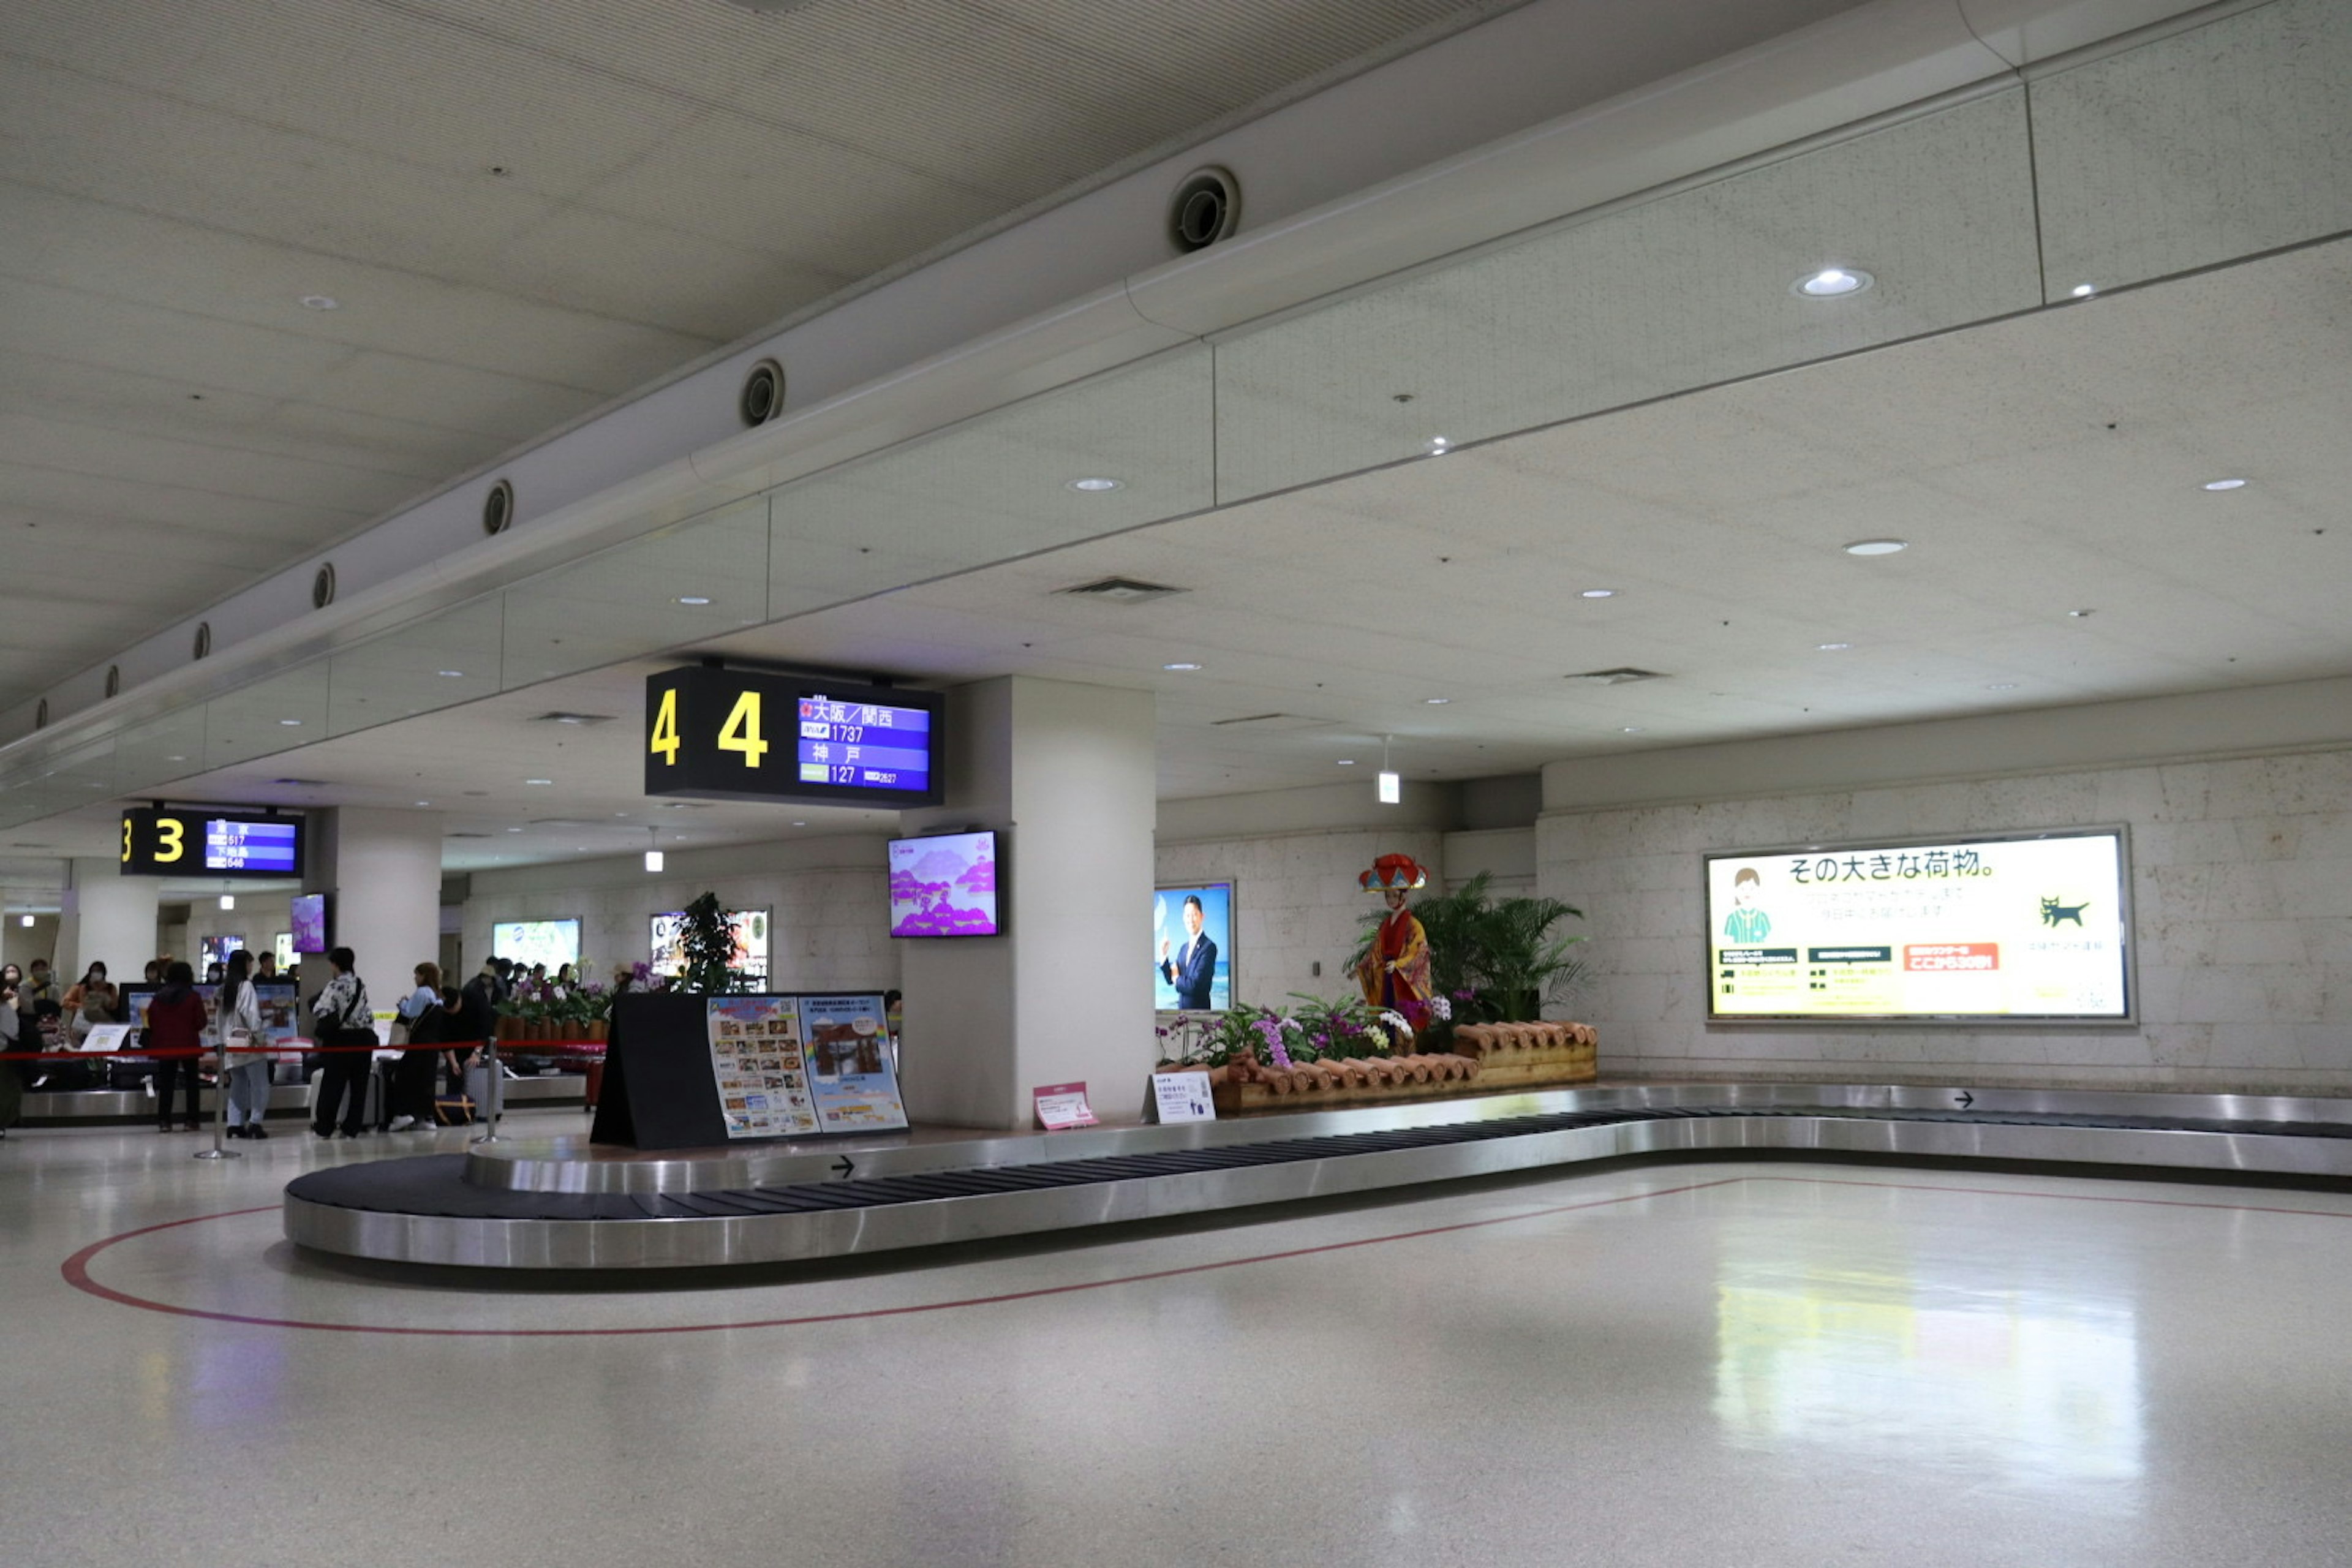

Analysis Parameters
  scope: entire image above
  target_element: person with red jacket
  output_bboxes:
[144,960,209,1134]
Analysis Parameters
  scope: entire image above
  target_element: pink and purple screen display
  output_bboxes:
[290,894,327,954]
[889,832,998,938]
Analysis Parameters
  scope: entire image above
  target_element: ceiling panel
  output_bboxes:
[1212,89,2044,502]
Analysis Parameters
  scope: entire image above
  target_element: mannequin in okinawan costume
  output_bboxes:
[1354,854,1434,1031]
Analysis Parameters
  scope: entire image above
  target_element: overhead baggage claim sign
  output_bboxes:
[1703,828,2133,1022]
[644,666,943,808]
[121,807,303,878]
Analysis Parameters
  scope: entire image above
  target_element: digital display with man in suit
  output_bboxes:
[1154,884,1232,1011]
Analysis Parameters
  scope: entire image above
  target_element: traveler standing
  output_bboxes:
[387,962,445,1132]
[216,950,271,1140]
[145,961,208,1134]
[309,947,374,1139]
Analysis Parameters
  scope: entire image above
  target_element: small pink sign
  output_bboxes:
[1033,1081,1097,1131]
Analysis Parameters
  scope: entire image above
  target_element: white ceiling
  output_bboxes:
[0,0,1518,704]
[4,228,2343,893]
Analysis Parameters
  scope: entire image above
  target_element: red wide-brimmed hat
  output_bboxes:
[1358,853,1429,892]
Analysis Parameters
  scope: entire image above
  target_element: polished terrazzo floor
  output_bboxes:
[6,1110,2350,1566]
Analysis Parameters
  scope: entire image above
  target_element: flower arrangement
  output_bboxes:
[1155,994,1394,1071]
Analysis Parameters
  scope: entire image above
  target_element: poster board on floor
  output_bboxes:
[593,989,907,1150]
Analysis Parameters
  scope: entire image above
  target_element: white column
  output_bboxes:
[59,858,160,981]
[897,677,1156,1130]
[308,808,443,1000]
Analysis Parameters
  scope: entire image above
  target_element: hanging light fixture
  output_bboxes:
[219,891,236,911]
[1377,735,1401,805]
[644,827,664,874]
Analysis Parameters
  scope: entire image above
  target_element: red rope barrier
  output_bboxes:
[0,1040,606,1060]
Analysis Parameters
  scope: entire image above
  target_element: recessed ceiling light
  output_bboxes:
[506,827,522,832]
[2070,283,2098,298]
[2067,609,2094,618]
[1428,437,1451,454]
[1425,696,1450,704]
[1817,642,1852,651]
[1579,589,1616,600]
[415,799,430,806]
[791,820,806,827]
[1067,477,1123,492]
[278,718,302,726]
[165,755,186,761]
[524,777,552,785]
[677,595,712,606]
[1621,726,1645,733]
[1986,682,2018,690]
[299,295,339,311]
[1336,759,1355,766]
[437,669,465,678]
[1162,662,1202,671]
[1843,538,1907,556]
[1794,267,1872,298]
[2202,478,2247,491]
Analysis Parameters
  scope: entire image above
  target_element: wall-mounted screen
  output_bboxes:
[1153,883,1233,1011]
[645,667,943,807]
[120,809,303,878]
[493,919,582,974]
[1705,829,2132,1022]
[650,909,771,986]
[889,832,999,938]
[290,893,328,954]
[200,935,244,970]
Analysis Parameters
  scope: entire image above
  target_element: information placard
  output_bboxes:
[797,993,908,1131]
[706,996,821,1139]
[1150,1069,1215,1124]
[1705,829,2132,1022]
[1034,1081,1097,1131]
[78,1022,131,1055]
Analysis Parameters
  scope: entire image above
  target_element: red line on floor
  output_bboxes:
[61,1179,1748,1338]
[62,1172,2352,1338]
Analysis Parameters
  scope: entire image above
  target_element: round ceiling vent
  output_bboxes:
[192,621,212,660]
[312,562,336,609]
[1168,166,1240,254]
[482,478,515,536]
[34,698,48,729]
[104,665,121,698]
[739,358,785,427]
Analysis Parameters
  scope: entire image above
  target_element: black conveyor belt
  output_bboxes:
[284,1103,2352,1223]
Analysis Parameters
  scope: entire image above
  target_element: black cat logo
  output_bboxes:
[2040,896,2090,927]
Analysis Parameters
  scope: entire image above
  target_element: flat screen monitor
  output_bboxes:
[889,831,999,938]
[493,919,582,974]
[1704,827,2133,1022]
[650,909,771,986]
[290,893,328,954]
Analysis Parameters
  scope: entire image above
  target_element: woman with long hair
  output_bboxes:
[216,949,271,1139]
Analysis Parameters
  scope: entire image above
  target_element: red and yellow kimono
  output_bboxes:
[1357,906,1433,1022]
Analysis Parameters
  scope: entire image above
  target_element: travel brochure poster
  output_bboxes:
[704,993,908,1138]
[1705,832,2129,1019]
[1153,883,1232,1011]
[797,993,908,1131]
[705,996,821,1139]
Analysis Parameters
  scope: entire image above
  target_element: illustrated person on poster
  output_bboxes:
[1722,866,1773,943]
[1158,894,1219,1011]
[1355,854,1434,1031]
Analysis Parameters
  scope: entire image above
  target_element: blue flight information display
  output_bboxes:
[205,818,300,873]
[796,695,933,794]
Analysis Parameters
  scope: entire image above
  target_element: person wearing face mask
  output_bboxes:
[62,962,119,1044]
[216,949,271,1140]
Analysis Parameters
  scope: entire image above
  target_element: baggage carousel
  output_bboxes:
[282,1082,2352,1271]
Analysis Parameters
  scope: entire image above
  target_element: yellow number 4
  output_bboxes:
[718,690,767,769]
[649,687,681,766]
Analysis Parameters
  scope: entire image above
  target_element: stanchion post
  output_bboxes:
[472,1038,505,1144]
[194,1041,241,1161]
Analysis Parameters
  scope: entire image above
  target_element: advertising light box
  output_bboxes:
[1704,829,2133,1022]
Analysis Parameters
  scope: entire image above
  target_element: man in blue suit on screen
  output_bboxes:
[1158,894,1219,1010]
